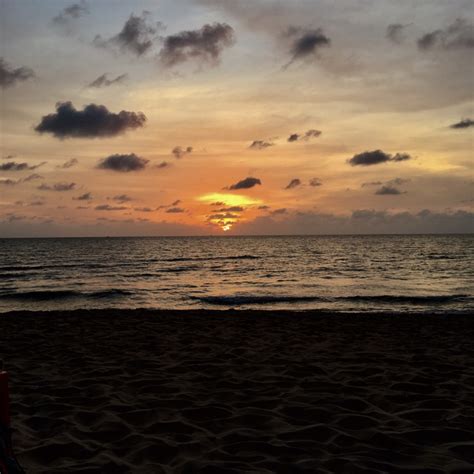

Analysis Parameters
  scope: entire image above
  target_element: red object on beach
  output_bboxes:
[0,369,10,427]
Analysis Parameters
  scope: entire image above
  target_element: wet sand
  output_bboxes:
[1,310,473,473]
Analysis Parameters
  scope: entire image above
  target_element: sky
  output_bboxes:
[0,0,473,237]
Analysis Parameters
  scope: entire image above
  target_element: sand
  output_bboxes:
[0,309,473,473]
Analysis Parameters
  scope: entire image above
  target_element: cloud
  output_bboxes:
[309,178,322,187]
[285,178,301,189]
[35,102,146,139]
[166,207,185,213]
[95,204,127,211]
[172,146,193,159]
[450,118,474,129]
[97,153,149,172]
[111,194,133,203]
[362,177,409,188]
[171,200,181,206]
[73,192,92,201]
[217,206,244,212]
[348,149,412,166]
[52,1,89,25]
[57,158,78,169]
[22,173,43,182]
[155,161,170,169]
[159,23,235,68]
[375,185,404,195]
[258,205,270,210]
[93,12,161,57]
[271,208,287,215]
[249,140,274,150]
[208,212,239,220]
[386,24,410,44]
[288,133,299,142]
[287,129,321,142]
[87,73,128,88]
[0,58,35,88]
[0,179,19,186]
[285,27,330,67]
[134,207,154,212]
[0,161,45,171]
[418,18,474,51]
[38,182,76,191]
[230,209,474,235]
[228,177,262,190]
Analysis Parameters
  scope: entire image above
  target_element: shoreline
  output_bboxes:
[1,309,473,472]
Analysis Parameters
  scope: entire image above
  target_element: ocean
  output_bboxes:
[0,235,473,313]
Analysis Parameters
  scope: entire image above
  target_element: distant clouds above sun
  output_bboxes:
[0,0,473,236]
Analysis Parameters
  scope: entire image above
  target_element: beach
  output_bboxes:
[1,310,473,473]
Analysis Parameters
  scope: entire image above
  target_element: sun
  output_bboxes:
[222,224,232,232]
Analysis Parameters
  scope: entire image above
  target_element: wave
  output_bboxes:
[191,294,471,306]
[0,289,133,301]
[191,295,325,305]
[163,255,260,262]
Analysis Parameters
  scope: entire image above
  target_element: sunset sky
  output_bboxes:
[1,0,473,236]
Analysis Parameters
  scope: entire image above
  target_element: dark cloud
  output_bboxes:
[375,185,404,195]
[73,192,92,201]
[271,208,288,215]
[228,177,262,190]
[0,161,45,171]
[362,177,409,188]
[28,200,45,207]
[285,27,330,66]
[0,179,19,186]
[217,206,244,212]
[35,102,146,139]
[87,73,128,88]
[155,161,171,169]
[309,178,322,187]
[258,205,270,210]
[156,199,182,210]
[166,207,185,213]
[52,1,89,25]
[348,149,412,166]
[93,12,161,57]
[159,23,235,68]
[450,118,474,129]
[208,212,239,220]
[97,153,148,172]
[386,23,410,44]
[249,140,274,150]
[418,18,474,51]
[95,204,128,211]
[287,129,321,142]
[22,173,43,182]
[172,146,193,159]
[0,58,35,88]
[134,207,154,212]
[38,182,76,191]
[288,133,299,142]
[111,194,133,203]
[285,178,301,189]
[231,209,474,235]
[57,158,78,169]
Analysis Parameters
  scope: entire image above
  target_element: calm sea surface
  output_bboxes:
[0,235,473,313]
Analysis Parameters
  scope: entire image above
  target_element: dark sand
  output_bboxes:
[1,310,473,473]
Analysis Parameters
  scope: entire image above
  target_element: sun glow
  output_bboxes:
[197,193,262,207]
